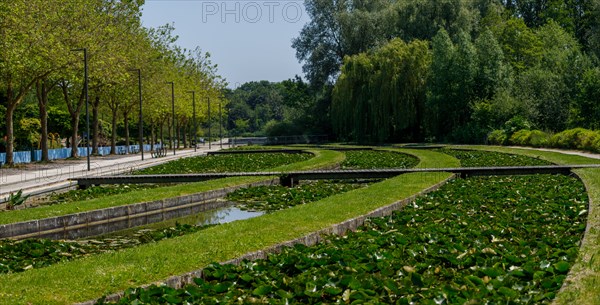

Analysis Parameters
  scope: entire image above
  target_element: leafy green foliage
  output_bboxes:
[134,153,313,175]
[437,149,553,167]
[340,150,419,169]
[0,223,205,274]
[488,128,600,153]
[510,130,551,147]
[227,181,371,212]
[103,174,587,304]
[332,38,431,143]
[4,190,30,210]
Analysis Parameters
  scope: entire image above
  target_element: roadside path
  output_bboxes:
[0,142,228,201]
[506,146,600,160]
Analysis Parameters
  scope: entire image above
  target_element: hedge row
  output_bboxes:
[487,128,600,153]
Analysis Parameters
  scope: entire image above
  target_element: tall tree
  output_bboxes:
[332,38,431,143]
[292,0,390,87]
[474,29,512,100]
[0,1,62,165]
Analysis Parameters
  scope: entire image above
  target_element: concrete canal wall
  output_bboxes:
[0,179,279,240]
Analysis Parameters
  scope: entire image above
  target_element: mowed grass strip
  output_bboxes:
[0,149,344,225]
[0,171,453,304]
[385,147,461,169]
[456,145,600,305]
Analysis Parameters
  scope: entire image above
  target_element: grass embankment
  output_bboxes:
[387,147,461,169]
[0,149,344,225]
[0,150,458,304]
[456,145,600,305]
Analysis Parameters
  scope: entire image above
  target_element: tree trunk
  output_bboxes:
[111,108,118,155]
[70,115,80,158]
[124,112,130,154]
[168,117,172,149]
[92,96,100,155]
[4,77,39,165]
[36,79,53,162]
[176,120,181,149]
[61,82,85,158]
[150,122,155,151]
[160,119,164,148]
[5,105,15,165]
[183,123,188,148]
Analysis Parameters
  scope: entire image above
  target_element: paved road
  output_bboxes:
[0,142,229,201]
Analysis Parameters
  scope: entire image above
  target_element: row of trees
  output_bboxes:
[0,0,226,165]
[294,0,600,143]
[224,77,329,137]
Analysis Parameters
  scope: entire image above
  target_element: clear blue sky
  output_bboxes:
[141,0,309,88]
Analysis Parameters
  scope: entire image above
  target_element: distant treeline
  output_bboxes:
[291,0,600,144]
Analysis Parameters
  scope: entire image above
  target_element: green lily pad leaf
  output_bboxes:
[252,285,272,296]
[411,272,424,287]
[554,261,570,274]
[482,267,503,278]
[465,275,484,287]
[349,278,362,290]
[213,282,231,293]
[162,294,182,304]
[240,274,253,282]
[324,286,343,296]
[276,289,294,299]
[498,287,518,298]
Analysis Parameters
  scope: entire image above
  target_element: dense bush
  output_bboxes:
[487,130,507,145]
[488,128,600,153]
[508,129,531,146]
[548,128,588,149]
[509,129,550,147]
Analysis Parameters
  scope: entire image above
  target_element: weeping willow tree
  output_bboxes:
[332,38,431,143]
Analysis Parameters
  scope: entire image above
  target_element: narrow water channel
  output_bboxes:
[36,199,264,240]
[94,202,264,239]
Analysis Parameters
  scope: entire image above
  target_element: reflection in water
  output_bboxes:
[195,204,264,226]
[94,201,263,239]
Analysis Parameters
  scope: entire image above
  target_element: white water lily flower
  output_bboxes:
[481,248,497,255]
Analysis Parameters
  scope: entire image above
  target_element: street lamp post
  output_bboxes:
[132,69,144,160]
[187,91,197,152]
[207,96,211,150]
[72,48,90,171]
[166,81,176,155]
[219,101,223,149]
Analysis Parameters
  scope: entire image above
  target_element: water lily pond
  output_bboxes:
[102,174,588,304]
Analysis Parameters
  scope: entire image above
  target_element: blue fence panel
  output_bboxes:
[13,151,31,164]
[98,147,111,156]
[0,144,162,165]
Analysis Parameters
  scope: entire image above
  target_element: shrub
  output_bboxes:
[577,130,600,151]
[528,130,550,147]
[487,130,507,145]
[548,128,588,149]
[503,116,532,137]
[509,129,532,146]
[593,137,600,153]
